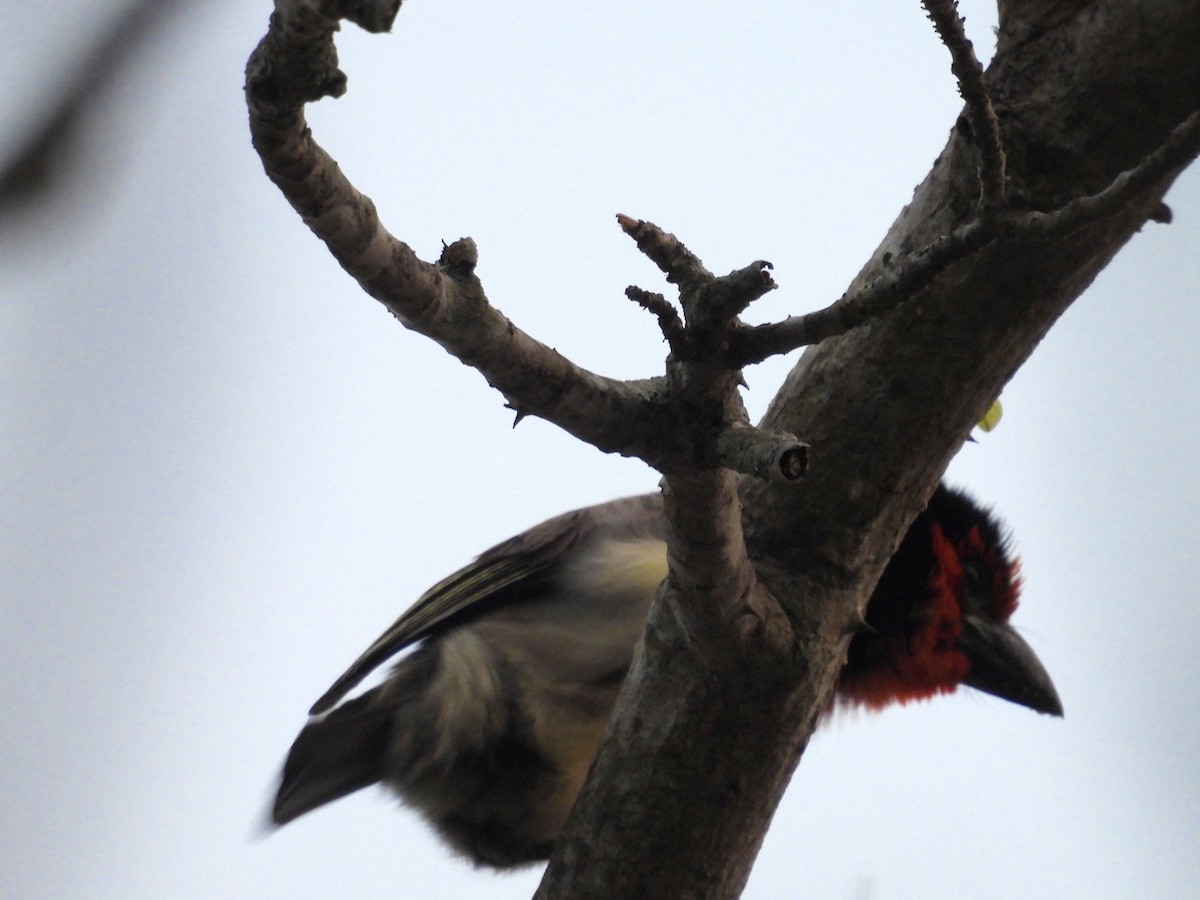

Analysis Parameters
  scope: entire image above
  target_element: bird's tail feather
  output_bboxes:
[272,685,393,826]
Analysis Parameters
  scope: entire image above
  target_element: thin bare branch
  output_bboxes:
[923,0,1006,208]
[1003,109,1200,238]
[729,219,992,366]
[617,213,713,296]
[245,3,668,463]
[731,107,1200,367]
[626,286,685,351]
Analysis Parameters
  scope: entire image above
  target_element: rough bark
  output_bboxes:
[536,2,1200,897]
[241,1,1199,897]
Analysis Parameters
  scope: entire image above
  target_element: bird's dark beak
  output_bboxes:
[958,614,1064,716]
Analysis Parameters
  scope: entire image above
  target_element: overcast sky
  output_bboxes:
[4,2,1198,898]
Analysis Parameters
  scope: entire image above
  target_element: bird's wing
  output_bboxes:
[308,493,663,715]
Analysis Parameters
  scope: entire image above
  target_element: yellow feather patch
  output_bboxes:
[567,537,669,600]
[977,399,1004,433]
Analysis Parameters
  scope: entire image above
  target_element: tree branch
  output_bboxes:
[729,105,1200,368]
[615,212,713,295]
[244,0,1200,897]
[729,218,992,366]
[625,285,685,352]
[246,2,672,463]
[543,1,1200,894]
[998,109,1200,238]
[924,0,1007,207]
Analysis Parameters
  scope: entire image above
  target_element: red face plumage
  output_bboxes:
[834,486,1058,717]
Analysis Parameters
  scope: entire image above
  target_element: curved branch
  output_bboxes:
[625,286,685,352]
[245,3,663,462]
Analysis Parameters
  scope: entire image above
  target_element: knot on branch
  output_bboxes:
[246,37,346,107]
[336,0,404,33]
[690,261,776,325]
[439,238,478,279]
[716,426,809,483]
[246,11,346,107]
[245,2,403,109]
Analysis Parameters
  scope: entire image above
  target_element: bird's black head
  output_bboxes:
[836,486,1062,717]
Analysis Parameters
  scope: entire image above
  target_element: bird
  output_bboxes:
[270,485,1061,867]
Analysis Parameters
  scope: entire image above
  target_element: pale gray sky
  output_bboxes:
[4,2,1198,898]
